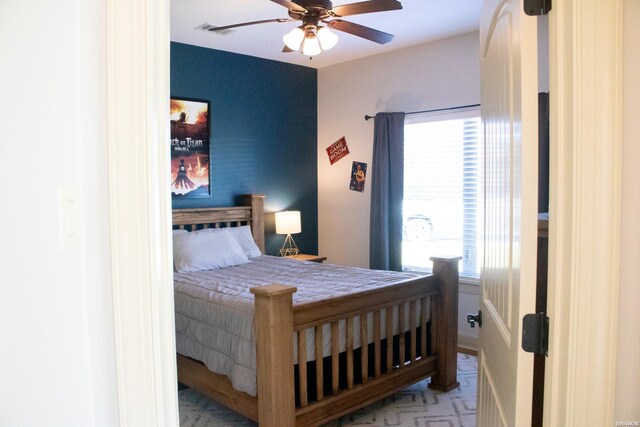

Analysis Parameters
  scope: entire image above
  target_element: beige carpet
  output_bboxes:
[179,353,477,427]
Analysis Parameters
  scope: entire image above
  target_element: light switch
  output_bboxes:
[58,187,81,249]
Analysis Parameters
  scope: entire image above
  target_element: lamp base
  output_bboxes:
[279,234,299,257]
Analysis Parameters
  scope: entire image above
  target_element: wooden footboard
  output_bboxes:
[249,256,461,427]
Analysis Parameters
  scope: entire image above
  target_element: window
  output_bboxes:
[402,108,482,279]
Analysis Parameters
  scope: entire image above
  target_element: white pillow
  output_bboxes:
[226,226,262,258]
[172,230,249,273]
[172,229,188,235]
[196,225,262,258]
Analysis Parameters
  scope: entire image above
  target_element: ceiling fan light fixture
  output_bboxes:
[301,34,321,56]
[207,0,403,57]
[283,26,305,50]
[317,27,339,51]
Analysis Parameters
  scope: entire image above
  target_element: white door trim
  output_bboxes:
[106,0,178,425]
[545,0,623,425]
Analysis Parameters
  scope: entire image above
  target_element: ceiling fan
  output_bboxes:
[201,0,403,56]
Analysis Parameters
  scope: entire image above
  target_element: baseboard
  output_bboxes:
[457,346,478,357]
[458,327,478,355]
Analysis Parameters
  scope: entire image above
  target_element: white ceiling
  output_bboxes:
[170,0,483,69]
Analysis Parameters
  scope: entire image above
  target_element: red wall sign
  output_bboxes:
[326,136,350,165]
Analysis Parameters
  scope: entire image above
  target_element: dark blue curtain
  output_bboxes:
[369,112,405,271]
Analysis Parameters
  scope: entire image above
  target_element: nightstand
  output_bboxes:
[287,254,327,263]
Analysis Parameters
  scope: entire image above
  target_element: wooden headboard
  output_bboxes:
[172,194,266,253]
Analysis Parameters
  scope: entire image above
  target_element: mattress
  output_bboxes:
[174,255,428,396]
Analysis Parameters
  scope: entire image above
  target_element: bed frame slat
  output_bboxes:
[385,306,393,372]
[331,321,339,395]
[360,315,368,384]
[346,317,354,389]
[315,325,324,401]
[298,329,308,407]
[374,310,381,378]
[410,301,417,362]
[398,302,406,367]
[421,297,428,359]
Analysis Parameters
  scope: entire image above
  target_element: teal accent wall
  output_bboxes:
[171,42,318,255]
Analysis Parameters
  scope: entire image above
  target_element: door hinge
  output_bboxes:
[467,310,482,328]
[522,313,549,355]
[524,0,552,16]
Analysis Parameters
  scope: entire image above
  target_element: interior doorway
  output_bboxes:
[107,1,631,426]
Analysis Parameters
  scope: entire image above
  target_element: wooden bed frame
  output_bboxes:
[173,194,460,427]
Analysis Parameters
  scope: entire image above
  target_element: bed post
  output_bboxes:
[241,194,265,253]
[428,256,462,392]
[250,284,297,427]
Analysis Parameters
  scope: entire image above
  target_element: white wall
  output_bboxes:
[0,1,118,426]
[317,31,481,267]
[457,282,481,351]
[317,32,481,349]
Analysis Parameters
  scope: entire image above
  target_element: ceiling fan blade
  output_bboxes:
[205,18,294,32]
[282,45,295,53]
[330,0,402,17]
[270,0,307,13]
[328,19,394,44]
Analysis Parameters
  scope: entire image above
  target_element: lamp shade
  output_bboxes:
[317,27,339,50]
[283,27,304,51]
[301,34,321,56]
[275,211,301,235]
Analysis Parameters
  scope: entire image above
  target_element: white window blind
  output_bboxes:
[402,107,482,279]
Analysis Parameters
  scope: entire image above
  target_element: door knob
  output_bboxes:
[467,310,482,328]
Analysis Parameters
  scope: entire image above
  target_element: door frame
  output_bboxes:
[106,0,178,425]
[104,0,624,425]
[544,0,623,425]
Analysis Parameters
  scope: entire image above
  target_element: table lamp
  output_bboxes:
[275,210,301,256]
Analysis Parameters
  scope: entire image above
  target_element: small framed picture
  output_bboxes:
[349,161,367,192]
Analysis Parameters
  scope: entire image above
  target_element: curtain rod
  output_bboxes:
[364,103,481,121]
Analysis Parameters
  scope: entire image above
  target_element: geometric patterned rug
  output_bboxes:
[179,353,477,427]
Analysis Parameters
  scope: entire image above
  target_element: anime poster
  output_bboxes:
[170,98,210,197]
[349,161,367,192]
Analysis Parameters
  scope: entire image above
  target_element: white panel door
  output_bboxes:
[477,0,538,425]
